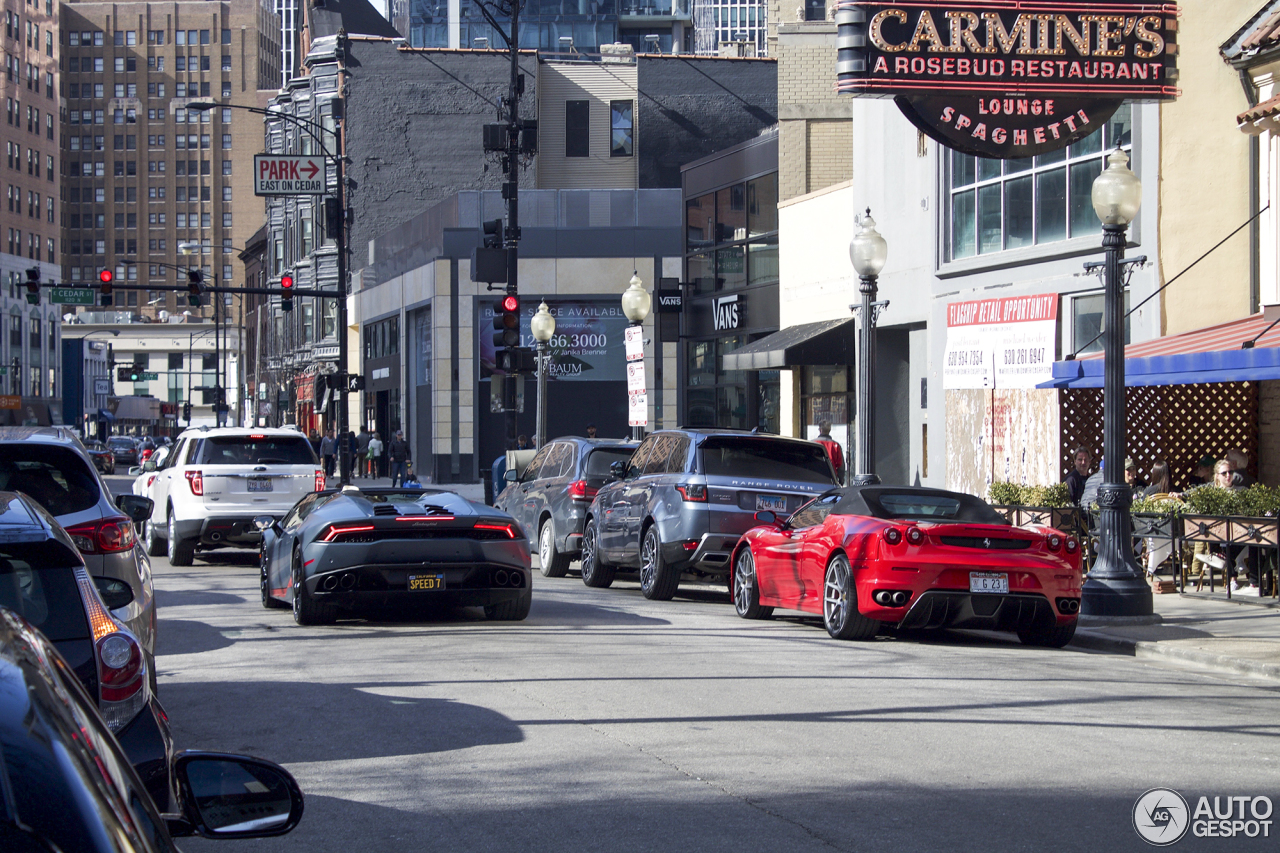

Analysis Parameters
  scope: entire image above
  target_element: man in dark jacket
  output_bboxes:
[1064,447,1092,506]
[355,426,372,479]
[387,430,411,487]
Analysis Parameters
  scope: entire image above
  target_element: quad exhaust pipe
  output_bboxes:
[873,589,911,607]
[320,573,357,592]
[1056,597,1080,614]
[489,570,525,588]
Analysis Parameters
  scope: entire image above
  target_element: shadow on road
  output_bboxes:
[159,680,523,763]
[156,618,239,656]
[155,589,248,608]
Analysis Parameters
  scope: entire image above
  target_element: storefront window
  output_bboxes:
[686,194,714,251]
[688,253,714,295]
[716,184,746,243]
[747,174,777,237]
[802,366,853,445]
[748,238,778,286]
[717,245,746,291]
[948,104,1132,260]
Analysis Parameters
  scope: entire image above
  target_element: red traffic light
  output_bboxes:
[98,269,113,284]
[281,275,294,290]
[501,294,518,313]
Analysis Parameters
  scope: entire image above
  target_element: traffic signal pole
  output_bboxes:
[503,0,521,453]
[335,151,351,485]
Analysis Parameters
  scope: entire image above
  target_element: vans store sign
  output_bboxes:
[834,0,1179,158]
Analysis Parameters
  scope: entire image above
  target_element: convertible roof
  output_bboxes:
[827,486,1011,526]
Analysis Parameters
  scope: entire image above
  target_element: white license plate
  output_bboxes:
[970,572,1008,594]
[756,494,787,512]
[247,478,273,492]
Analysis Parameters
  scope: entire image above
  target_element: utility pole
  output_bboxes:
[503,1,521,451]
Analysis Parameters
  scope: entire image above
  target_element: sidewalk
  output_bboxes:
[1072,593,1280,682]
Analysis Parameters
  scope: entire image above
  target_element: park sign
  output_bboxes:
[834,0,1179,158]
[253,155,327,195]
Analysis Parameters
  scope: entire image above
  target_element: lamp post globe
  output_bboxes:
[849,211,888,278]
[621,272,651,324]
[1082,147,1152,618]
[1091,149,1142,226]
[530,301,556,342]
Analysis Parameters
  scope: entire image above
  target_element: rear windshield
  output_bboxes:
[699,438,836,485]
[0,447,100,516]
[106,438,134,448]
[585,448,633,477]
[195,436,317,466]
[0,554,89,642]
[859,489,1010,525]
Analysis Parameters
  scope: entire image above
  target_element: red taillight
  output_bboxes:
[568,480,598,502]
[250,434,266,439]
[1065,537,1079,553]
[905,527,924,545]
[96,633,143,702]
[315,470,326,492]
[65,517,137,555]
[675,483,707,502]
[145,474,157,488]
[185,469,203,495]
[1047,534,1063,552]
[883,528,903,546]
[474,521,517,539]
[322,524,375,542]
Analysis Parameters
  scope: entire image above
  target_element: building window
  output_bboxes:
[565,100,589,158]
[610,100,633,157]
[1072,290,1131,355]
[948,104,1133,261]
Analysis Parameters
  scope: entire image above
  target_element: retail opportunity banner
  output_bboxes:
[479,298,629,382]
[943,293,1058,389]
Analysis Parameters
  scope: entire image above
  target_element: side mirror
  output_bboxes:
[754,510,776,525]
[609,460,628,480]
[128,466,143,476]
[252,516,277,533]
[504,469,519,482]
[166,751,304,839]
[143,460,158,472]
[116,494,154,523]
[92,576,135,610]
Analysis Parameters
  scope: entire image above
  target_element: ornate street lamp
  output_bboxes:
[530,301,556,448]
[849,209,888,485]
[1083,149,1152,617]
[621,272,651,441]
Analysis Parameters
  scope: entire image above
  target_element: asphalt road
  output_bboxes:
[105,478,1280,853]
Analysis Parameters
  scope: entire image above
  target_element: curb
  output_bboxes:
[1071,629,1280,683]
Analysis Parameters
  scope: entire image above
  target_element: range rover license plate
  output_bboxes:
[756,494,787,512]
[408,573,445,591]
[970,572,1009,594]
[247,478,272,492]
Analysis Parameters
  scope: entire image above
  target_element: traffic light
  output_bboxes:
[24,267,39,304]
[280,275,294,312]
[325,197,342,240]
[492,294,520,358]
[482,218,503,249]
[186,269,206,307]
[182,401,192,421]
[98,269,113,306]
[117,367,141,382]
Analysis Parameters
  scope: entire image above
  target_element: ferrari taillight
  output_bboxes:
[1046,533,1063,551]
[1065,537,1079,554]
[185,469,203,496]
[883,527,903,546]
[905,527,924,545]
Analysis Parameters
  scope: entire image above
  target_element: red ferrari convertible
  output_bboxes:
[731,486,1083,646]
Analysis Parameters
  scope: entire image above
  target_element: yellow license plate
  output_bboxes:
[408,574,445,591]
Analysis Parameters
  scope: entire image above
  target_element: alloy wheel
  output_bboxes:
[824,557,850,632]
[734,551,754,615]
[540,524,552,568]
[639,532,657,592]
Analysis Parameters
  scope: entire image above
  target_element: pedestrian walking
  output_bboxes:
[355,426,372,479]
[813,420,845,484]
[366,431,383,479]
[319,428,337,478]
[388,430,411,487]
[1063,447,1092,506]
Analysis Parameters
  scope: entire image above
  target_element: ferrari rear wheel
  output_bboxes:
[823,553,878,641]
[639,526,679,601]
[732,547,773,620]
[1017,619,1077,648]
[485,589,532,621]
[144,518,166,558]
[580,519,615,588]
[292,549,336,625]
[539,519,570,578]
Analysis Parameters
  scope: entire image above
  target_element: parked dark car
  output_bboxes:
[84,439,118,474]
[108,435,140,465]
[581,429,840,600]
[258,487,532,624]
[0,491,172,806]
[0,607,304,853]
[496,437,637,577]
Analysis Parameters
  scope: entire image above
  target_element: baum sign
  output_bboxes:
[253,155,327,195]
[835,0,1179,157]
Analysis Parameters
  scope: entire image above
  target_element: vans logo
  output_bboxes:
[658,294,681,307]
[714,294,739,331]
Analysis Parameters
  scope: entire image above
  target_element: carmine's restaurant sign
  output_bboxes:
[834,1,1179,158]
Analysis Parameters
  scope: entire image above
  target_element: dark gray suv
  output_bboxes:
[581,429,839,599]
[496,437,637,577]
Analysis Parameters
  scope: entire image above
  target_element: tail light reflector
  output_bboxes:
[73,568,147,732]
[65,516,137,555]
[474,522,517,539]
[315,470,326,492]
[185,469,204,496]
[1065,537,1079,553]
[905,527,924,545]
[568,480,598,502]
[883,527,903,546]
[675,483,707,502]
[322,524,376,542]
[1046,534,1063,552]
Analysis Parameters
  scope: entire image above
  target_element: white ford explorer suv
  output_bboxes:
[136,427,323,565]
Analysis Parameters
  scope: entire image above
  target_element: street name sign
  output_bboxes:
[253,155,327,196]
[136,372,159,381]
[50,288,95,305]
